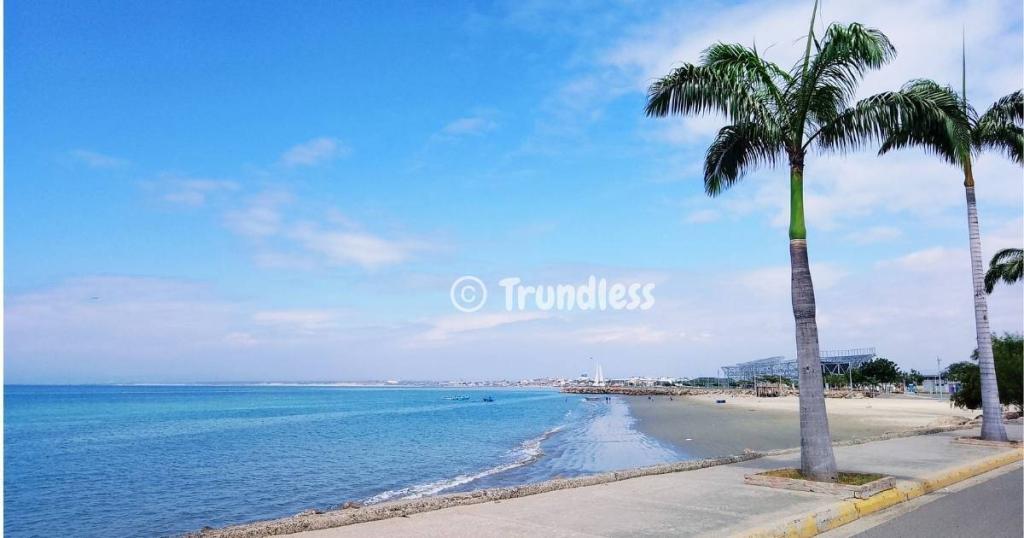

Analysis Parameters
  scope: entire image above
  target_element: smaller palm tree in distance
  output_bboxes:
[985,248,1023,293]
[878,45,1022,441]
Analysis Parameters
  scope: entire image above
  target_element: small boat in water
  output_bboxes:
[482,396,495,402]
[582,396,603,402]
[443,395,471,401]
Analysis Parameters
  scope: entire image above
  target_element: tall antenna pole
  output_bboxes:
[961,27,967,108]
[801,0,821,79]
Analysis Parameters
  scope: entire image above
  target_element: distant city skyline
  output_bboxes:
[5,0,1023,383]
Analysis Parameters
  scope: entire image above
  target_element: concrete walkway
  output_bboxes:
[297,425,1022,537]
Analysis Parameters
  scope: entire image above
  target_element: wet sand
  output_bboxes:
[627,394,975,459]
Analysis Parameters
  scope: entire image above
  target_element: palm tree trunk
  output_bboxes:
[963,170,1008,441]
[790,162,838,481]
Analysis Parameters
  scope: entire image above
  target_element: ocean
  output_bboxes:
[3,385,683,537]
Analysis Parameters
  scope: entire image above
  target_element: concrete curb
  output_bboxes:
[735,448,1024,538]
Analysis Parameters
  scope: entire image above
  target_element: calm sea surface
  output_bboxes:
[4,385,681,537]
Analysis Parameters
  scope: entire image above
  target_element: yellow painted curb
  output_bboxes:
[737,448,1022,538]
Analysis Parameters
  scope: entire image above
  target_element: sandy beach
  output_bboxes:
[628,393,977,459]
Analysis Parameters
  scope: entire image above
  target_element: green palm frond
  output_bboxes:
[645,63,769,124]
[793,23,896,134]
[702,42,791,114]
[979,90,1024,125]
[803,83,846,133]
[984,247,1023,293]
[704,122,785,196]
[973,90,1024,164]
[807,23,895,99]
[817,80,969,164]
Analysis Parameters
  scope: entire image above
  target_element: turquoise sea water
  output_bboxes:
[4,385,681,537]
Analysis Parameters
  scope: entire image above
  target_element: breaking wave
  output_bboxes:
[363,425,565,504]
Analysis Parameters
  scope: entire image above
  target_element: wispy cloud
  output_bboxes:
[4,276,381,381]
[280,137,351,166]
[162,179,239,207]
[713,152,1023,233]
[575,325,669,344]
[876,246,964,273]
[223,191,291,238]
[846,225,903,245]
[603,0,1021,105]
[738,262,850,298]
[684,209,719,224]
[440,115,498,137]
[417,311,550,342]
[429,111,501,144]
[68,149,129,169]
[221,190,429,270]
[288,223,426,269]
[252,309,342,334]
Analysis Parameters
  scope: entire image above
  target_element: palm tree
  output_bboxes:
[645,1,964,480]
[878,53,1022,441]
[985,248,1023,293]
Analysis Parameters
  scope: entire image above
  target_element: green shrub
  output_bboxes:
[948,333,1023,411]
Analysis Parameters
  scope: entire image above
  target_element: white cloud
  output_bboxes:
[223,191,290,238]
[981,216,1024,260]
[69,149,129,169]
[548,0,1023,234]
[253,309,341,334]
[846,225,903,245]
[684,209,719,224]
[713,151,1022,233]
[223,331,259,347]
[7,246,1022,382]
[280,137,351,166]
[604,0,1020,106]
[162,179,239,207]
[289,223,425,269]
[2,276,407,382]
[576,325,669,344]
[417,311,551,342]
[876,246,965,273]
[440,116,498,137]
[738,262,850,298]
[650,115,726,145]
[5,277,240,380]
[220,190,430,270]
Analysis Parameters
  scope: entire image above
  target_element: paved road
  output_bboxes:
[854,468,1023,538]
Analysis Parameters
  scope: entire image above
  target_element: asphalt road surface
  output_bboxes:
[854,468,1023,538]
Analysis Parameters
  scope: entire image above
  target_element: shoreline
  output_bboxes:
[192,422,986,537]
[192,394,985,537]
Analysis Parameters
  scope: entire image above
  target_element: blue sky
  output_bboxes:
[6,0,1023,383]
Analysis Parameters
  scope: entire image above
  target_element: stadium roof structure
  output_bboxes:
[721,348,876,382]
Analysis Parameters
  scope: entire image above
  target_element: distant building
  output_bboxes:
[920,375,959,394]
